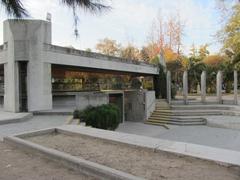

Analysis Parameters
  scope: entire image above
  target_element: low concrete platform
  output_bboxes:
[4,128,144,180]
[0,110,32,125]
[57,125,240,166]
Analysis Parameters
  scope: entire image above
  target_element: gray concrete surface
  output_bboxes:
[117,120,240,152]
[0,115,68,140]
[0,110,32,125]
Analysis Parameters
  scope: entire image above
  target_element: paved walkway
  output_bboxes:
[0,115,68,140]
[0,110,32,124]
[117,120,240,152]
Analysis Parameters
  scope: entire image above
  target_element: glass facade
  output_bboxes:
[52,66,154,92]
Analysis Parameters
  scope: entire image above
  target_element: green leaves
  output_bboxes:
[220,4,240,54]
[1,0,28,18]
[61,0,110,13]
[76,104,121,130]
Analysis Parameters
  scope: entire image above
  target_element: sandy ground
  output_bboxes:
[0,141,95,180]
[27,133,240,180]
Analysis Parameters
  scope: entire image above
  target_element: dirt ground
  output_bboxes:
[27,133,240,180]
[0,141,95,180]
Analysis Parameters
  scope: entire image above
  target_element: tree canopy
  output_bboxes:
[219,4,240,54]
[2,0,109,18]
[1,0,110,37]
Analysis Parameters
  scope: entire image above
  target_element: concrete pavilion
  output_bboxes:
[0,19,159,122]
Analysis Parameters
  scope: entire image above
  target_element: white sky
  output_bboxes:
[0,0,224,55]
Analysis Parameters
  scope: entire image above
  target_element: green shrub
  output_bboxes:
[74,104,120,130]
[158,64,167,98]
[73,109,80,119]
[171,83,177,99]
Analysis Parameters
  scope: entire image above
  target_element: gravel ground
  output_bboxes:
[0,141,95,180]
[27,133,240,180]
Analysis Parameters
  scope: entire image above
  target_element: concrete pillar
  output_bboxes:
[4,62,19,112]
[201,71,206,103]
[183,71,188,104]
[166,71,171,104]
[3,19,52,112]
[234,70,238,105]
[216,71,222,104]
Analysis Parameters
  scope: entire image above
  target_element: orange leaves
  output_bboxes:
[203,55,225,66]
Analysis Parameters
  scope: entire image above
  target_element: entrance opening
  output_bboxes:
[109,93,124,123]
[0,64,4,108]
[19,62,28,112]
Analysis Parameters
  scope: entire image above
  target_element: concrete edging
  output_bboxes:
[58,126,240,167]
[3,133,144,180]
[0,113,33,125]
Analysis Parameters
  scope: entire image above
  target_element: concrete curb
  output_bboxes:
[59,126,240,167]
[4,133,144,180]
[33,111,72,116]
[0,113,33,125]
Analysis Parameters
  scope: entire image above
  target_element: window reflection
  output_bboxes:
[52,67,153,92]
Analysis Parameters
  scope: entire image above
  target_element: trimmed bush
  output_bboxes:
[74,104,120,130]
[73,109,80,119]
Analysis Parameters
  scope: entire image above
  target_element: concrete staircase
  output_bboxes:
[145,99,207,127]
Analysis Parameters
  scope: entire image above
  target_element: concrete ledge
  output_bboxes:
[4,134,143,180]
[0,113,33,125]
[59,126,240,167]
[14,128,56,138]
[33,111,72,116]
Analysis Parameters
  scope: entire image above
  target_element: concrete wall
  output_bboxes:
[53,92,108,110]
[76,92,109,110]
[124,90,155,122]
[0,49,7,64]
[44,44,158,75]
[145,91,156,120]
[124,91,145,122]
[0,96,3,108]
[53,95,76,109]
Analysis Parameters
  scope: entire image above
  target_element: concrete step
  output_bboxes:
[155,106,171,110]
[148,117,206,123]
[171,105,232,111]
[154,109,172,112]
[151,113,172,117]
[153,111,222,116]
[144,121,169,129]
[146,120,206,126]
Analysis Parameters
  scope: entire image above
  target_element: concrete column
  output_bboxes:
[216,71,222,104]
[234,70,238,105]
[27,62,52,111]
[183,71,188,104]
[4,62,20,112]
[166,71,171,104]
[201,71,206,103]
[3,20,52,112]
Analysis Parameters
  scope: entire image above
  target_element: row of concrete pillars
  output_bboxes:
[166,70,238,105]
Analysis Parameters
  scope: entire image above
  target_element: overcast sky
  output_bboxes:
[0,0,224,55]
